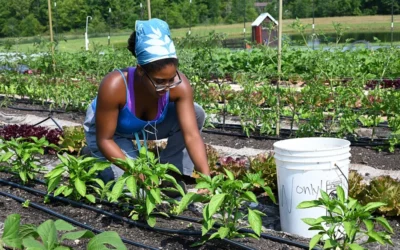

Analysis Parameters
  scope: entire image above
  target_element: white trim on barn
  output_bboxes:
[251,12,278,27]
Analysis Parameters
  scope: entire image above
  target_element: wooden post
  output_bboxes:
[47,0,55,70]
[276,0,283,136]
[147,0,151,19]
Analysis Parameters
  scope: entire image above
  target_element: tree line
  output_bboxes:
[0,0,398,38]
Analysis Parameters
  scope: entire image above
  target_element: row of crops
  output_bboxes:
[1,44,400,151]
[0,129,397,249]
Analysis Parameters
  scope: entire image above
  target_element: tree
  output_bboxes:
[288,0,313,18]
[19,14,45,36]
[209,0,222,24]
[1,17,19,37]
[56,0,89,31]
[166,2,187,28]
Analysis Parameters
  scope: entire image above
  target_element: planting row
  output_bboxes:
[0,135,276,244]
[1,134,397,249]
[2,123,400,219]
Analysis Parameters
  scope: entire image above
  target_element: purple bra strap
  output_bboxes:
[127,67,136,114]
[127,66,168,121]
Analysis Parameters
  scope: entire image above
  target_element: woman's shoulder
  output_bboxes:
[97,70,128,104]
[169,71,193,102]
[101,69,128,87]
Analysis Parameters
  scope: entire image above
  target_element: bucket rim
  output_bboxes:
[273,137,350,152]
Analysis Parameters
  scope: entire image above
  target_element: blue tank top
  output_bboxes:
[90,67,170,136]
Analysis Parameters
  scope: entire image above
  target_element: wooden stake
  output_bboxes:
[276,0,283,136]
[47,0,55,69]
[147,0,151,19]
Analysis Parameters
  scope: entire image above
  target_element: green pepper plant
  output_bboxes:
[0,137,56,184]
[45,154,111,203]
[297,186,393,250]
[109,147,185,227]
[176,170,276,245]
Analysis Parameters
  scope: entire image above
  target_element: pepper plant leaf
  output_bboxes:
[248,208,262,236]
[74,178,86,197]
[207,193,226,217]
[37,220,57,250]
[2,214,22,249]
[87,231,127,250]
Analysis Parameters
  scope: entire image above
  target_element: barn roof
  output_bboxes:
[251,12,278,27]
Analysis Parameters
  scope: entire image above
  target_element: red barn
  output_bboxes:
[252,13,278,46]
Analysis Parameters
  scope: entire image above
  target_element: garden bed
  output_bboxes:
[1,102,400,249]
[0,171,309,250]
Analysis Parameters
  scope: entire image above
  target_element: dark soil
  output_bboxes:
[0,172,308,250]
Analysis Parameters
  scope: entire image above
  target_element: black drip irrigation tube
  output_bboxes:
[0,95,83,114]
[0,178,256,250]
[0,169,317,249]
[169,215,315,250]
[6,105,68,114]
[0,173,315,250]
[0,190,158,250]
[205,122,393,147]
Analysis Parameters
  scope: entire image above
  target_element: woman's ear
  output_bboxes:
[136,65,144,76]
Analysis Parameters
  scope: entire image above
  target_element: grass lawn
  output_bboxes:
[1,15,399,53]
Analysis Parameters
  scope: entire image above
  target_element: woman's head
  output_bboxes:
[127,18,178,74]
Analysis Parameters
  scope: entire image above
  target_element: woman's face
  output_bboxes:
[141,63,181,97]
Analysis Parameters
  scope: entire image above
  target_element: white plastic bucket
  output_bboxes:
[273,137,350,238]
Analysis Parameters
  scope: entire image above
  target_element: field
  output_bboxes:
[1,15,399,53]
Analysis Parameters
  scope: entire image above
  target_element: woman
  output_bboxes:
[83,18,210,185]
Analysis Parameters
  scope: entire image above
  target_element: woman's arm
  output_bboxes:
[95,71,128,171]
[171,73,210,176]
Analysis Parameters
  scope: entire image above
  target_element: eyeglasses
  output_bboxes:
[142,68,182,92]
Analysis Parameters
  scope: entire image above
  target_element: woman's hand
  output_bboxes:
[196,188,210,195]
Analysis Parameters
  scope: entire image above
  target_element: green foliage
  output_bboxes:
[1,46,400,150]
[297,186,394,250]
[175,31,227,49]
[348,171,366,201]
[18,14,45,37]
[248,152,277,191]
[109,147,185,227]
[0,137,56,184]
[58,126,87,155]
[90,178,115,202]
[86,231,127,250]
[364,176,400,216]
[288,18,311,47]
[44,154,110,203]
[0,214,22,249]
[205,144,220,174]
[178,170,275,245]
[0,213,126,250]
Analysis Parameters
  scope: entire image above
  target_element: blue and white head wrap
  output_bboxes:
[135,18,177,65]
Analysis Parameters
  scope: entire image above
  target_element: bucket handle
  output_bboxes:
[331,162,349,187]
